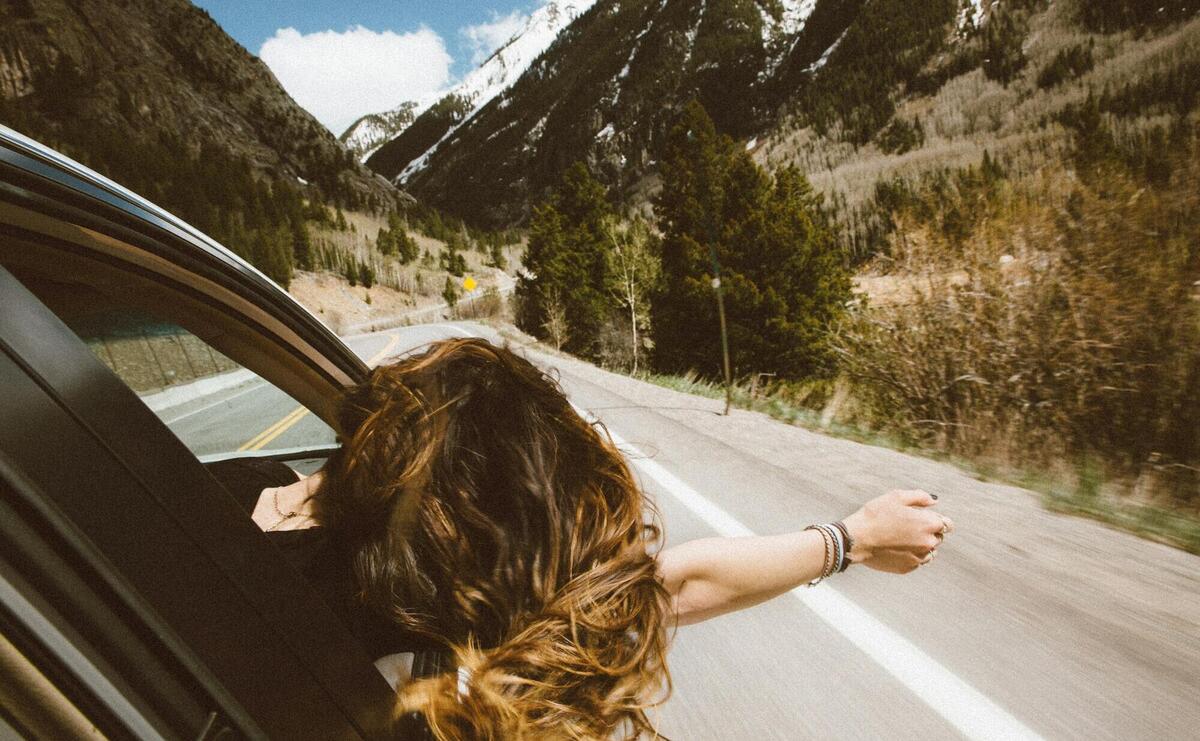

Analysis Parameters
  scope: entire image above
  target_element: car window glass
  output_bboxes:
[76,308,337,459]
[7,271,336,460]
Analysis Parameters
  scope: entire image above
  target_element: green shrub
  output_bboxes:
[836,131,1200,503]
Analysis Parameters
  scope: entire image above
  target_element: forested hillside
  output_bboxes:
[0,0,402,287]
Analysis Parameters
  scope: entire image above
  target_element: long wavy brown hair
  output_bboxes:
[317,338,672,739]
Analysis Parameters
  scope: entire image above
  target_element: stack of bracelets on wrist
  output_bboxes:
[804,521,853,586]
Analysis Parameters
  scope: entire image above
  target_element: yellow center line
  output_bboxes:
[365,332,401,367]
[236,333,400,452]
[238,405,308,451]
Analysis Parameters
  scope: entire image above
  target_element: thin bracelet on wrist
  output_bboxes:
[832,521,854,572]
[819,523,843,576]
[804,524,843,586]
[804,525,831,586]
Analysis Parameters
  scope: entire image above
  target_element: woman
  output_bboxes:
[219,338,952,739]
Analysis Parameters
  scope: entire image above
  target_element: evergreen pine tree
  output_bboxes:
[376,225,396,255]
[250,226,294,289]
[390,212,419,263]
[442,276,459,308]
[652,101,850,380]
[439,236,468,276]
[291,218,313,270]
[652,101,732,375]
[358,261,375,288]
[515,162,614,357]
[488,235,508,270]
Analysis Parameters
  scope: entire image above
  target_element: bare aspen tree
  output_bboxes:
[542,288,571,351]
[605,218,658,374]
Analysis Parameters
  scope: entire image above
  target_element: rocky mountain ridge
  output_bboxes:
[340,100,425,162]
[342,0,596,164]
[366,0,985,226]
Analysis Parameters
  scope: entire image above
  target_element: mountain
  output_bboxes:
[363,0,979,225]
[365,0,1199,230]
[364,0,597,187]
[340,99,426,161]
[0,0,398,211]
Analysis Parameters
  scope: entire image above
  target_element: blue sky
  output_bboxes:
[195,0,544,134]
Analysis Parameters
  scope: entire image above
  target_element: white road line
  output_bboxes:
[576,404,1043,741]
[162,379,267,425]
[164,335,386,426]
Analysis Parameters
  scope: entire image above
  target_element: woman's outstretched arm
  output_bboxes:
[655,489,952,626]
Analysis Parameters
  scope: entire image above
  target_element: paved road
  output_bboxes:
[156,322,1200,740]
[158,325,466,457]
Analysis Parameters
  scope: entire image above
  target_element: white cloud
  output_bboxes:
[259,25,453,135]
[460,10,528,66]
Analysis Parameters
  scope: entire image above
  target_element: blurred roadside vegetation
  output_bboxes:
[517,2,1200,532]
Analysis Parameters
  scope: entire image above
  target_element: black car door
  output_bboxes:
[0,264,395,740]
[0,133,396,738]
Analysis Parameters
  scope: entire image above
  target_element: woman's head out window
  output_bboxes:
[320,338,671,738]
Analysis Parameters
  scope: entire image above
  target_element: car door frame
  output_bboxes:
[0,124,369,434]
[0,129,397,738]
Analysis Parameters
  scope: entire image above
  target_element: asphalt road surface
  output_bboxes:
[159,327,459,457]
[157,322,1200,740]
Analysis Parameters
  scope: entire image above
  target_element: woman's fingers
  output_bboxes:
[892,489,937,507]
[859,545,943,574]
[849,489,953,567]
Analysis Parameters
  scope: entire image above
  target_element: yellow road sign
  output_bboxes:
[463,276,478,292]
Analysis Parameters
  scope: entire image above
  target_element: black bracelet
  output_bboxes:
[832,521,854,572]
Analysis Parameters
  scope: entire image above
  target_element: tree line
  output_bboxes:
[516,100,851,381]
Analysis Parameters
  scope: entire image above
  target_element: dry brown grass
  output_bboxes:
[833,154,1200,505]
[297,210,524,333]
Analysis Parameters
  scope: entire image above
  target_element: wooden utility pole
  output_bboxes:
[708,248,733,416]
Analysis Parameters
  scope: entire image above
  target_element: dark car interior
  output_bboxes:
[0,141,396,738]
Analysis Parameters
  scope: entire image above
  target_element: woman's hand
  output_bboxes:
[842,489,952,574]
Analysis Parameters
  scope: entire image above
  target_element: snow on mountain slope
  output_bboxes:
[342,0,595,164]
[454,1,597,129]
[959,0,986,29]
[340,98,433,161]
[761,0,818,77]
[771,0,818,36]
